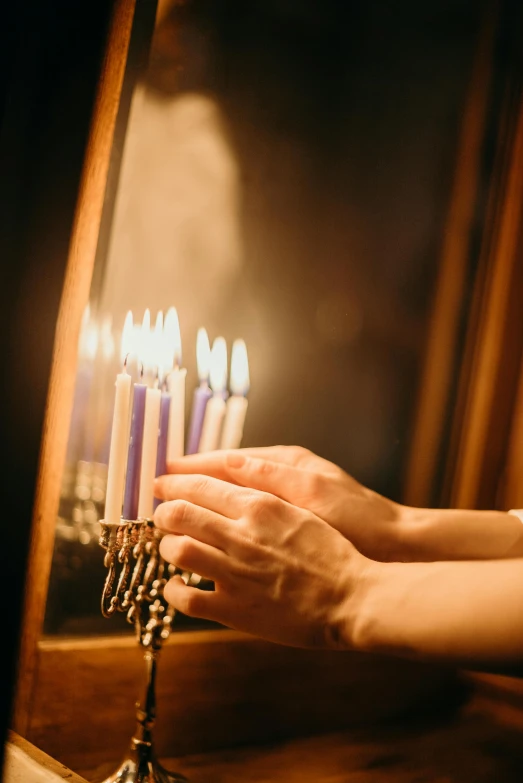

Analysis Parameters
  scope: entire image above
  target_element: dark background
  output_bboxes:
[105,0,483,499]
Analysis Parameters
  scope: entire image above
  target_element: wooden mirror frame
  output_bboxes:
[0,0,138,767]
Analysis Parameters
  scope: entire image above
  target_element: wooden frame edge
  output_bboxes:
[12,0,137,736]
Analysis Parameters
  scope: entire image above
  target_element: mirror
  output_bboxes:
[44,0,485,636]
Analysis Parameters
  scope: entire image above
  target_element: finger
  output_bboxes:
[159,534,231,584]
[177,453,317,507]
[166,446,312,479]
[164,576,228,625]
[154,473,254,518]
[155,499,234,552]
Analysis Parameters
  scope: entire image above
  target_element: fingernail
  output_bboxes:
[226,453,246,468]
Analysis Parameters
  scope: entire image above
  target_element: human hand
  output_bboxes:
[160,446,404,561]
[153,473,369,649]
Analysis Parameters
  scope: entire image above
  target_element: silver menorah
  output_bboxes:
[99,517,196,783]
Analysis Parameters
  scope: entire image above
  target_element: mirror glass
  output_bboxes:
[44,0,484,636]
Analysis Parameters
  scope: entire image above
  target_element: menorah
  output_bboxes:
[99,517,200,783]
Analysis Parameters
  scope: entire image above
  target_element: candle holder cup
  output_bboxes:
[99,517,193,783]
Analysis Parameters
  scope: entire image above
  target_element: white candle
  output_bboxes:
[103,312,133,524]
[164,307,186,461]
[137,382,162,519]
[198,336,228,453]
[221,339,249,449]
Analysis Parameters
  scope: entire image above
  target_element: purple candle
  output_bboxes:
[122,382,147,520]
[66,310,97,466]
[186,383,212,454]
[186,327,212,455]
[153,391,171,510]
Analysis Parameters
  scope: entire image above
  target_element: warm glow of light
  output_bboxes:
[230,339,249,395]
[83,325,99,362]
[120,311,134,366]
[164,306,182,367]
[100,316,115,362]
[81,303,90,330]
[196,327,211,382]
[209,336,228,393]
[79,303,99,361]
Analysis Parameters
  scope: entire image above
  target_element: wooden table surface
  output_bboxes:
[86,697,523,783]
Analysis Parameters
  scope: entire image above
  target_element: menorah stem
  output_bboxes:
[133,648,158,749]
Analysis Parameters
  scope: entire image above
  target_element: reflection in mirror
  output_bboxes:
[44,0,485,635]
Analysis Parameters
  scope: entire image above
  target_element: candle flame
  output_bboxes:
[120,311,134,366]
[164,306,182,367]
[154,310,164,334]
[153,310,166,381]
[196,327,211,382]
[209,336,228,394]
[230,339,250,395]
[138,308,152,370]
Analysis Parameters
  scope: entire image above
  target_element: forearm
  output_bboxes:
[349,557,523,675]
[395,506,523,562]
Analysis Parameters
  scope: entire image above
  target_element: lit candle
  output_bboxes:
[137,381,162,520]
[154,391,171,513]
[186,328,212,454]
[164,307,186,461]
[198,336,228,453]
[103,312,133,524]
[220,339,249,449]
[153,311,171,510]
[122,310,149,520]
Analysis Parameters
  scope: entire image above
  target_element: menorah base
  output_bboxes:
[101,742,187,783]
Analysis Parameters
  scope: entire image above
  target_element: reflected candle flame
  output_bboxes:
[209,336,228,394]
[79,303,99,361]
[230,339,249,396]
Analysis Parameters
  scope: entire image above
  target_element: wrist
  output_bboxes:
[337,555,386,651]
[394,504,438,561]
[398,506,523,561]
[346,558,417,656]
[370,500,420,562]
